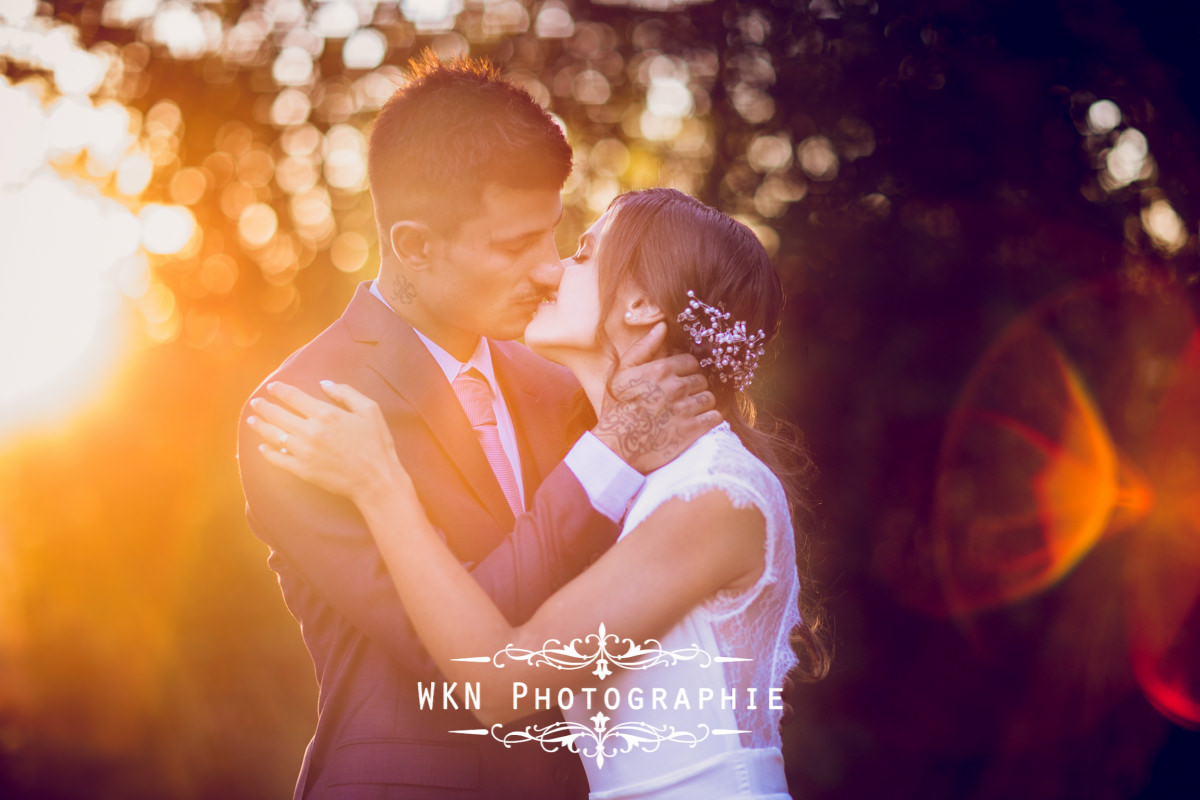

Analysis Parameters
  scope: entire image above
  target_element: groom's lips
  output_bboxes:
[515,294,550,319]
[521,292,556,312]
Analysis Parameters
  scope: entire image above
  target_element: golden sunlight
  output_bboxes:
[0,67,192,434]
[0,173,133,434]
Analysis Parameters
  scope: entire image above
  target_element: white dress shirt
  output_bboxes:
[369,279,642,522]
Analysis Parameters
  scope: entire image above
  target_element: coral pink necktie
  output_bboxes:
[451,367,523,518]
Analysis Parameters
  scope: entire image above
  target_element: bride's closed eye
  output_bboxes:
[569,238,594,263]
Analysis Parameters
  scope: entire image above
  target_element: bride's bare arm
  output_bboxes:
[360,475,765,723]
[251,381,765,725]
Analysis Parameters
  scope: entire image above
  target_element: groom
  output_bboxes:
[237,57,718,799]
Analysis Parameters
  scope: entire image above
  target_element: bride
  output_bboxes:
[249,188,829,799]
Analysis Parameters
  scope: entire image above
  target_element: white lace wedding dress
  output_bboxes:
[562,422,801,799]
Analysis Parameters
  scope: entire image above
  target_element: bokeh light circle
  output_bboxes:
[140,204,196,254]
[343,28,387,71]
[330,231,370,273]
[238,202,279,248]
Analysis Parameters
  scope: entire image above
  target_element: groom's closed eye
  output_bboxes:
[494,222,557,257]
[495,233,540,256]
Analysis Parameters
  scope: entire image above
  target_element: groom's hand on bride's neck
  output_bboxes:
[593,322,721,474]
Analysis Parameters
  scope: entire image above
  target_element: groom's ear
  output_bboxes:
[388,221,435,270]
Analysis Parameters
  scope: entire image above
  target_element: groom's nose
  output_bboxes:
[529,237,564,293]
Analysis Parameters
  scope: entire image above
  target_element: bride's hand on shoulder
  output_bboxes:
[247,380,410,505]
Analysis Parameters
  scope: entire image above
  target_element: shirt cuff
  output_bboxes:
[564,432,644,524]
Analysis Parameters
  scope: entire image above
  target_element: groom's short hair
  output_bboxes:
[368,53,573,237]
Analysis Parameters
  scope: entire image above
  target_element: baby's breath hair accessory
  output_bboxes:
[677,290,766,392]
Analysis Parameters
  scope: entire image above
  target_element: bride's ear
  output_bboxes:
[621,294,666,328]
[389,220,435,270]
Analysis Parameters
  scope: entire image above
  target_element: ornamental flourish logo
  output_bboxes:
[419,623,779,769]
[487,714,719,770]
[455,622,731,680]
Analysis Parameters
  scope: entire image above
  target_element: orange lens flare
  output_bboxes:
[933,330,1149,615]
[912,274,1200,728]
[1031,353,1141,567]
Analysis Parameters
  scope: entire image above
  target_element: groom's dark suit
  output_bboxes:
[238,284,620,798]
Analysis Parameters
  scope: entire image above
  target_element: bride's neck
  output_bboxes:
[557,352,613,418]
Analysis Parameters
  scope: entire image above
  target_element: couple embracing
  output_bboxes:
[237,55,828,800]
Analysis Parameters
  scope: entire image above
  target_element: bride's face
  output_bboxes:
[524,210,612,360]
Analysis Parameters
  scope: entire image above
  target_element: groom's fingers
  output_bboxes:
[617,322,667,368]
[647,367,707,407]
[681,409,722,437]
[677,390,716,416]
[662,409,722,448]
[672,371,708,399]
[611,353,704,402]
[658,353,703,378]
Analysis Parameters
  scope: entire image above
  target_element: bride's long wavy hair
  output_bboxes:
[594,188,831,682]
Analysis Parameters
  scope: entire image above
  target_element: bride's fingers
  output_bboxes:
[250,396,308,433]
[266,381,330,418]
[246,415,291,449]
[257,442,305,478]
[319,380,378,416]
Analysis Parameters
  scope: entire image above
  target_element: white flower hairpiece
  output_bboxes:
[676,290,766,392]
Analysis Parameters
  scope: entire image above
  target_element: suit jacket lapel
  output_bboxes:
[492,342,578,494]
[344,285,516,533]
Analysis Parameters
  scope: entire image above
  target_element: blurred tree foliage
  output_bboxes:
[2,0,1199,798]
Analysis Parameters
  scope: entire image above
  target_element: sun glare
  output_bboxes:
[0,174,131,434]
[0,22,196,437]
